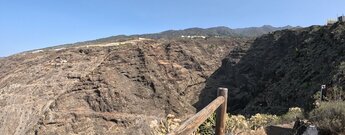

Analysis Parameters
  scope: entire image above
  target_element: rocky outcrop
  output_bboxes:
[0,37,247,134]
[199,22,345,115]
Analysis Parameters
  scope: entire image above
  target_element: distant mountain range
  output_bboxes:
[67,25,300,46]
[22,25,301,53]
[140,25,299,38]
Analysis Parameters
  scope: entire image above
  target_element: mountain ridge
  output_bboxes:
[34,25,299,52]
[92,25,300,43]
[7,25,300,58]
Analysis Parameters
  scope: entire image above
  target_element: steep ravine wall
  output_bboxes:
[198,23,345,115]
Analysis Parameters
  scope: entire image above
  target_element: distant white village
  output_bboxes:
[180,35,207,39]
[180,35,222,39]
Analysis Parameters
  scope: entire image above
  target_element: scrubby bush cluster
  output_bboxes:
[200,112,282,134]
[198,113,216,135]
[151,107,305,135]
[151,114,181,135]
[249,113,279,130]
[201,107,303,134]
[309,101,345,134]
[226,114,248,133]
[280,107,304,123]
[151,114,200,135]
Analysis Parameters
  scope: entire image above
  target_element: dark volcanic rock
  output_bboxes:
[0,37,247,134]
[199,22,345,115]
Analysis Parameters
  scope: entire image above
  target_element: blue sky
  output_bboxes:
[1,0,345,57]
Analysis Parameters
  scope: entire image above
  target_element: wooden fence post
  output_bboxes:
[167,87,228,135]
[167,97,225,135]
[215,87,228,135]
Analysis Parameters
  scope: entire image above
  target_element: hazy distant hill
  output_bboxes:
[67,25,299,46]
[139,25,298,39]
[232,25,298,37]
[28,25,299,53]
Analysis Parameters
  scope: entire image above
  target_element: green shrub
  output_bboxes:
[197,107,303,134]
[226,114,249,133]
[249,113,279,130]
[309,101,345,134]
[280,107,304,123]
[199,113,282,134]
[198,113,216,135]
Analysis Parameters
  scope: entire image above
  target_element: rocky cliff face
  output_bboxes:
[200,22,345,115]
[0,37,247,134]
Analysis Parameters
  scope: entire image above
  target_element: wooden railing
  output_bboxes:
[168,88,228,135]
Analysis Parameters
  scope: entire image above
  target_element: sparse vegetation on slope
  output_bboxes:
[157,107,302,135]
[309,101,345,134]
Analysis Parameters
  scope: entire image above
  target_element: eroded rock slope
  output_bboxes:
[0,37,247,134]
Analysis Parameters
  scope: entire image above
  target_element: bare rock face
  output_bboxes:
[0,37,246,134]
